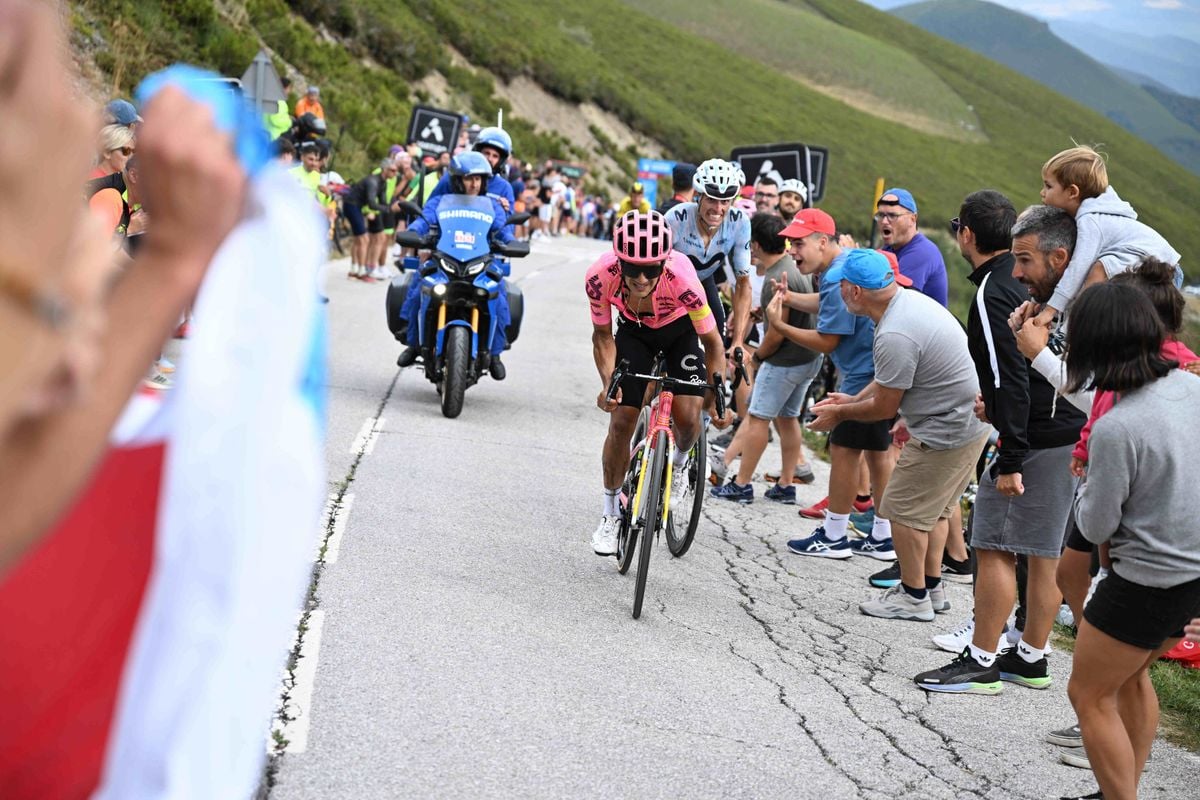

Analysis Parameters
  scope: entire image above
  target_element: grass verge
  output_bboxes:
[1051,623,1200,753]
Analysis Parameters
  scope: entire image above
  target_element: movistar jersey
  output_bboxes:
[663,202,751,283]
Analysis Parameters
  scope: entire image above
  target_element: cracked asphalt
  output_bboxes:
[270,236,1198,799]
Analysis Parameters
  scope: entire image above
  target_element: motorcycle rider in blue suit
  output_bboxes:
[397,150,514,379]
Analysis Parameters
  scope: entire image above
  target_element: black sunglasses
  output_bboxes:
[949,217,963,235]
[620,259,665,280]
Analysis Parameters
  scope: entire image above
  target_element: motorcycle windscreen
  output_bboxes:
[434,195,496,262]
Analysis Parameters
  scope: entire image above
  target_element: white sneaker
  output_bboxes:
[933,618,975,653]
[592,515,620,556]
[372,266,389,281]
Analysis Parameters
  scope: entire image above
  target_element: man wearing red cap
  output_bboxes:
[764,209,905,562]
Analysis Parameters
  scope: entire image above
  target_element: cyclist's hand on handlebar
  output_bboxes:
[707,402,734,430]
[597,387,621,412]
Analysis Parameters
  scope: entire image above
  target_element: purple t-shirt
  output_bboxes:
[888,232,948,307]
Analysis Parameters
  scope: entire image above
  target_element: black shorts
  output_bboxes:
[614,315,706,409]
[381,211,397,232]
[1084,570,1200,650]
[367,213,384,234]
[1064,510,1093,553]
[829,418,892,451]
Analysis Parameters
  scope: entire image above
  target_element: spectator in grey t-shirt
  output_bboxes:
[808,250,991,623]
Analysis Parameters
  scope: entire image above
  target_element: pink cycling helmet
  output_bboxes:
[612,210,673,264]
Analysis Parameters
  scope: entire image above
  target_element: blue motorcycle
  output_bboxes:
[387,195,529,417]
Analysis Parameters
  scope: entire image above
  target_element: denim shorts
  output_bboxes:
[748,358,822,419]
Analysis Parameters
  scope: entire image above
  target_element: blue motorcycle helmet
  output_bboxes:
[473,126,511,172]
[449,150,493,194]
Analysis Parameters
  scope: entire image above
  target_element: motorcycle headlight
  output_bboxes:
[465,259,486,276]
[438,256,462,277]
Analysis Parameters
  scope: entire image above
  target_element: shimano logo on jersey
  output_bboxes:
[439,209,494,223]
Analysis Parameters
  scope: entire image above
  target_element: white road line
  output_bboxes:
[281,609,325,754]
[323,493,355,565]
[518,269,542,284]
[350,417,375,453]
[363,416,385,455]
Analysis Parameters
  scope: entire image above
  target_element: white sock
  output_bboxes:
[968,643,996,667]
[870,517,892,542]
[603,488,620,517]
[1017,639,1045,663]
[824,511,850,541]
[672,446,689,469]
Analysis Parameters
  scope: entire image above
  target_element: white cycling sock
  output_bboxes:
[672,445,690,469]
[603,488,621,517]
[871,517,892,542]
[824,511,850,541]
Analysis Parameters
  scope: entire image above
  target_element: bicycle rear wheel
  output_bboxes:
[617,409,650,575]
[632,429,667,620]
[666,422,706,558]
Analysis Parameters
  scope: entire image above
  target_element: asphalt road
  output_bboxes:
[269,236,1198,799]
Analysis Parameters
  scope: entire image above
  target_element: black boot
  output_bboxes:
[396,345,419,367]
[489,355,507,381]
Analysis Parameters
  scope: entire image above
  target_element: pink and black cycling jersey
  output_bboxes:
[585,251,716,335]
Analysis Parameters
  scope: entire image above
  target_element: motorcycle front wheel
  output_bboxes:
[440,326,469,418]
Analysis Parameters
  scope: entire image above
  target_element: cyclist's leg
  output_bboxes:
[662,317,707,454]
[604,322,654,488]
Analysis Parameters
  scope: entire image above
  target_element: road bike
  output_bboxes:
[604,354,737,619]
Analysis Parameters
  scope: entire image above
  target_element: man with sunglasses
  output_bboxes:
[877,187,948,308]
[588,210,732,556]
[664,158,753,352]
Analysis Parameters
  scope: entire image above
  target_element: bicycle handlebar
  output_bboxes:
[605,357,728,419]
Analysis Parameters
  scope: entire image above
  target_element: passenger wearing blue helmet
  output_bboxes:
[425,126,516,221]
[397,151,515,379]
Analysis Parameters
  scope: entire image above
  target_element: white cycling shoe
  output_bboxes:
[592,515,620,556]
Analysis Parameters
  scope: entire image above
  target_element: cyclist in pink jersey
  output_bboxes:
[587,210,731,556]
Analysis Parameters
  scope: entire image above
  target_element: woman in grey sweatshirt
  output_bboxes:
[1062,282,1200,800]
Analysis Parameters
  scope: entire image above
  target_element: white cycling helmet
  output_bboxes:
[779,178,808,202]
[693,158,744,201]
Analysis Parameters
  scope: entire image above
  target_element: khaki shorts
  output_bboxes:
[878,433,990,533]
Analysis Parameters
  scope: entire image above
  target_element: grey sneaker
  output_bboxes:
[1059,748,1091,770]
[930,583,951,614]
[1047,723,1082,748]
[859,585,936,622]
[710,427,736,451]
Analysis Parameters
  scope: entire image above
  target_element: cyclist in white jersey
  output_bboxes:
[663,158,753,351]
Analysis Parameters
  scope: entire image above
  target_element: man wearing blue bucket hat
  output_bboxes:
[808,249,991,624]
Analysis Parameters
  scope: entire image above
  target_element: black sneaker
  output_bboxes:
[1058,791,1102,800]
[914,649,1002,694]
[941,551,973,584]
[868,561,901,588]
[489,355,506,381]
[996,647,1052,689]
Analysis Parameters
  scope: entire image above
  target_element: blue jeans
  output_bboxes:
[748,358,823,419]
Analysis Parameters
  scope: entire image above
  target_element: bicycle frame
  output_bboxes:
[629,389,676,529]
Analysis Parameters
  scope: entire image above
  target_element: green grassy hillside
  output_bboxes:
[893,0,1200,175]
[628,0,984,142]
[71,0,1200,296]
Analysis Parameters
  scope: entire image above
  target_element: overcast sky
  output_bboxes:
[865,0,1200,40]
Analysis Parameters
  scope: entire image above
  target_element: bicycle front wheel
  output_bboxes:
[632,429,667,619]
[617,410,650,576]
[666,422,705,558]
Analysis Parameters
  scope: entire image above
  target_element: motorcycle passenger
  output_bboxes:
[396,151,515,380]
[424,126,515,217]
[663,158,753,353]
[588,210,732,556]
